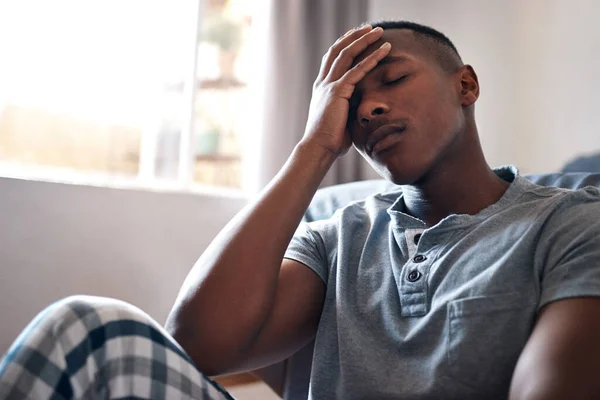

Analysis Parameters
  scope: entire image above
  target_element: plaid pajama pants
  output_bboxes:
[0,296,235,399]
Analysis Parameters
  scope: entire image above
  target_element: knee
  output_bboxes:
[44,295,156,333]
[7,295,158,357]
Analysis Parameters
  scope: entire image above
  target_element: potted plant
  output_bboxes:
[200,11,244,84]
[195,108,221,155]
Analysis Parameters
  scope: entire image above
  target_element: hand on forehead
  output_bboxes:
[354,29,426,66]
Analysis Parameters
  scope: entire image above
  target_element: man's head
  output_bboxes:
[347,21,481,185]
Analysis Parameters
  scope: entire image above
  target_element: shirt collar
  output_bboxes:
[385,165,528,229]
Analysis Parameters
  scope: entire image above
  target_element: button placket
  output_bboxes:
[413,233,422,245]
[413,254,427,263]
[400,250,431,317]
[404,228,425,258]
[407,270,422,282]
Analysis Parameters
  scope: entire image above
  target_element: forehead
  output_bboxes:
[355,29,433,67]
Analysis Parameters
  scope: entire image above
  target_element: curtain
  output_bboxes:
[257,0,374,190]
[251,3,372,397]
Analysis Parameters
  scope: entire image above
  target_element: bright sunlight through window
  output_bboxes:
[0,0,264,192]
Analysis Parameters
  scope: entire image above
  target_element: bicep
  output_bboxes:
[509,298,600,400]
[228,258,326,373]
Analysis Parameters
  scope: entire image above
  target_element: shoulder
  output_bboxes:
[332,189,402,226]
[309,189,401,225]
[302,190,401,246]
[521,183,600,260]
[512,178,600,223]
[533,185,600,229]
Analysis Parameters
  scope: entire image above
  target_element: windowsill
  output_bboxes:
[0,163,249,200]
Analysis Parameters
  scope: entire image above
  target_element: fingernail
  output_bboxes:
[380,42,391,49]
[360,24,372,30]
[373,27,383,33]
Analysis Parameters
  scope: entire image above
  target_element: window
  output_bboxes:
[0,0,262,191]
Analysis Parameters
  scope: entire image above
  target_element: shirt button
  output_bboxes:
[413,254,426,263]
[414,234,422,245]
[407,270,422,282]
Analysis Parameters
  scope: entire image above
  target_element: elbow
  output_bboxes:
[165,307,222,376]
[164,311,193,356]
[165,303,192,348]
[165,306,247,376]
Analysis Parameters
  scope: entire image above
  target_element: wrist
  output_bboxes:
[294,139,339,169]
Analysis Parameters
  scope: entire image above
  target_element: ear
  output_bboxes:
[458,65,479,106]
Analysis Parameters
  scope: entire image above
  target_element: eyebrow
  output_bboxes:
[378,55,411,65]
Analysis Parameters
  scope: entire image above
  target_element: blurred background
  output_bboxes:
[1,0,599,398]
[0,0,256,190]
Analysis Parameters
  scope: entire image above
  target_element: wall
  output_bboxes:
[0,177,284,398]
[369,0,600,174]
[0,176,247,353]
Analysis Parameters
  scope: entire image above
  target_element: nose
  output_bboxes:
[357,99,390,127]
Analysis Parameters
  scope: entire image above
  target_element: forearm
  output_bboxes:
[166,140,335,374]
[509,298,600,400]
[166,23,388,375]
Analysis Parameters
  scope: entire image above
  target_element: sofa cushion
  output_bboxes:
[305,172,600,223]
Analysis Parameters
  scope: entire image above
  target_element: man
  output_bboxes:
[2,21,600,399]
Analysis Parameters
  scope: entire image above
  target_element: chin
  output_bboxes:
[365,152,423,185]
[375,164,425,186]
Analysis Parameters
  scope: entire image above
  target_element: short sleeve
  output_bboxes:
[538,188,600,309]
[284,220,332,284]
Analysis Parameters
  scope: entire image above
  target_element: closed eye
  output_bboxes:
[385,75,407,86]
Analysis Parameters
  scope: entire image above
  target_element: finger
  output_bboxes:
[317,24,372,81]
[318,25,372,80]
[326,27,385,82]
[340,42,391,86]
[336,23,371,45]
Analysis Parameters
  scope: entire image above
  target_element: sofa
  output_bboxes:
[254,171,600,399]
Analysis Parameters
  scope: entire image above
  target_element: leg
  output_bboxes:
[0,296,234,399]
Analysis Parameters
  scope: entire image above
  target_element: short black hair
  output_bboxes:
[370,20,463,72]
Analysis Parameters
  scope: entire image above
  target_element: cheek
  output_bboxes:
[420,84,460,132]
[391,81,442,119]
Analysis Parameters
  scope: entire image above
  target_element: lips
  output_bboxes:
[365,124,407,154]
